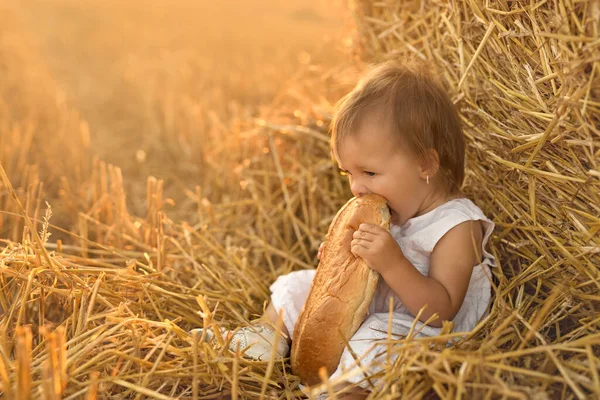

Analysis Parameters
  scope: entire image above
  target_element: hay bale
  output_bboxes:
[341,0,600,397]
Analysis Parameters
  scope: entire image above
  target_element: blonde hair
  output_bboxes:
[330,60,465,195]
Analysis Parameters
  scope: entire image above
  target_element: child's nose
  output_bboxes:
[350,179,369,197]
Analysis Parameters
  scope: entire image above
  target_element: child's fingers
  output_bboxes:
[353,229,374,241]
[358,223,386,235]
[350,242,370,258]
[350,244,361,257]
[351,238,370,252]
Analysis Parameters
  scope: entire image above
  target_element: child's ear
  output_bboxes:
[419,149,440,179]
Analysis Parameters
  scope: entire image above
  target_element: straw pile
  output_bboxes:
[1,0,599,399]
[346,0,600,397]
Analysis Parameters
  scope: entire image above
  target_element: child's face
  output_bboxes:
[336,113,430,226]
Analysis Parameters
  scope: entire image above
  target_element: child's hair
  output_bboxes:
[330,60,465,195]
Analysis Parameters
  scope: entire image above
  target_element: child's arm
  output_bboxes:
[351,220,483,328]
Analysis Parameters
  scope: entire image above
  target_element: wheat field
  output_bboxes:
[1,1,361,398]
[1,0,599,398]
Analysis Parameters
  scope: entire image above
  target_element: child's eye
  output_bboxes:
[364,171,376,177]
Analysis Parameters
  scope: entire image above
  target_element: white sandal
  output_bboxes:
[190,325,290,361]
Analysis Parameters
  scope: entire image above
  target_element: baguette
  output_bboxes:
[291,194,391,386]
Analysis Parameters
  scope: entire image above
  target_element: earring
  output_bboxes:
[426,175,430,185]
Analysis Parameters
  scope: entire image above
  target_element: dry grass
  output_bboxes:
[346,0,600,398]
[0,0,363,398]
[10,0,352,219]
[1,0,599,398]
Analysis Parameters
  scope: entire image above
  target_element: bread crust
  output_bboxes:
[291,194,391,386]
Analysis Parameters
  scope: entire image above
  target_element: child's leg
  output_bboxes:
[262,301,291,345]
[192,269,315,360]
[189,302,290,361]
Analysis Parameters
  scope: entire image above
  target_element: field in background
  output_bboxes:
[6,0,353,220]
[0,2,360,397]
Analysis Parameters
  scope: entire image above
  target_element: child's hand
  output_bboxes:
[317,242,324,260]
[351,223,404,275]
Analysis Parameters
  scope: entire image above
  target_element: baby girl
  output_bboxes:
[193,60,496,399]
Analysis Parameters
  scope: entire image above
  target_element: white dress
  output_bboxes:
[270,198,496,392]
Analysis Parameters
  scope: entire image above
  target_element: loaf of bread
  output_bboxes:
[291,194,391,386]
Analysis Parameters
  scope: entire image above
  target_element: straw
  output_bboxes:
[0,0,598,398]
